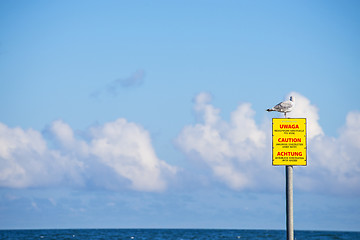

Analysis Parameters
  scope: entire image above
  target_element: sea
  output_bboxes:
[0,229,359,240]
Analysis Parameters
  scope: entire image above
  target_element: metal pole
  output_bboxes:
[286,165,294,240]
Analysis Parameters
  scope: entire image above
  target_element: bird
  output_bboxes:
[266,96,295,118]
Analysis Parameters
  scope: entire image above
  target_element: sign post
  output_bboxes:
[272,118,307,240]
[286,165,294,240]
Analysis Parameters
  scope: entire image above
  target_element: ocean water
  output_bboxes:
[0,229,359,240]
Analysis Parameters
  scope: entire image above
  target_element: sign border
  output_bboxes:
[272,118,307,166]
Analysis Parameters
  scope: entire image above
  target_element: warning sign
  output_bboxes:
[272,118,307,166]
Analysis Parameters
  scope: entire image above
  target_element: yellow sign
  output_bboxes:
[272,118,307,166]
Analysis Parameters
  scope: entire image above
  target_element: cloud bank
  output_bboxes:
[0,119,176,192]
[176,92,360,194]
[1,92,359,194]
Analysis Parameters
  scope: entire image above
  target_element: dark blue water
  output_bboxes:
[0,229,359,240]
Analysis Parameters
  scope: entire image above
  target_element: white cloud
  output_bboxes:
[340,111,360,149]
[176,92,270,190]
[89,119,177,192]
[286,92,324,140]
[0,122,84,188]
[49,120,89,156]
[176,92,360,194]
[297,111,360,193]
[0,119,176,192]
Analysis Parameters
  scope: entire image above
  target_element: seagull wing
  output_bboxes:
[273,100,293,112]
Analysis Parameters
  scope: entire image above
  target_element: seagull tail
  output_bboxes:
[266,108,275,112]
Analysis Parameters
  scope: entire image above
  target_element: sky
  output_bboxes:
[0,0,360,231]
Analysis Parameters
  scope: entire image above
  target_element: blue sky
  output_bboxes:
[1,0,360,231]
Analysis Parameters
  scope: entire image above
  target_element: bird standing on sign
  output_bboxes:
[266,96,295,118]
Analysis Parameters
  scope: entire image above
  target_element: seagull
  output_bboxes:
[266,96,295,117]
